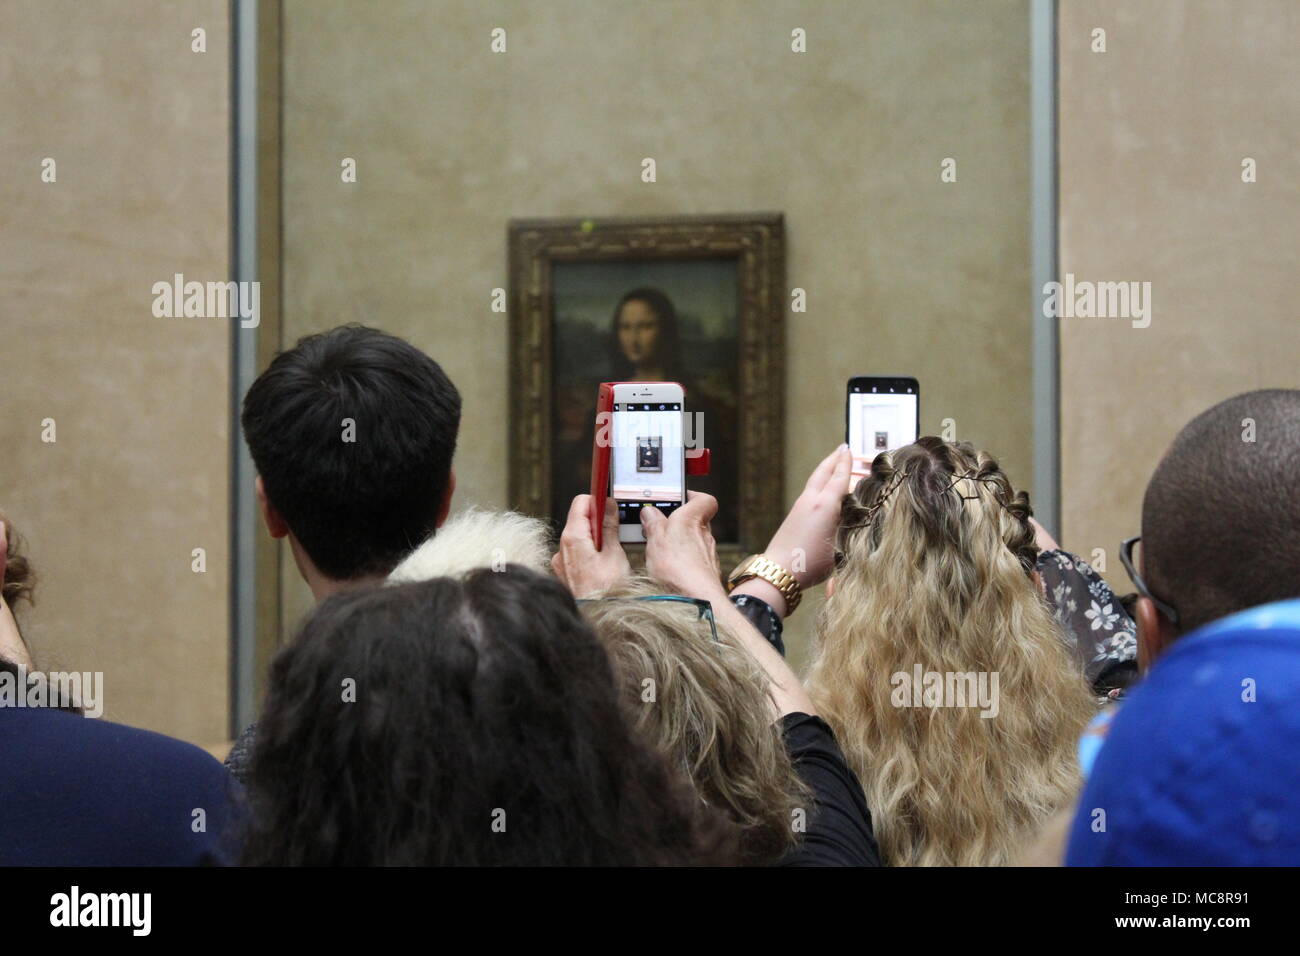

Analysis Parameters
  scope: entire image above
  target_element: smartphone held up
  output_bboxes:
[590,382,689,546]
[845,376,920,494]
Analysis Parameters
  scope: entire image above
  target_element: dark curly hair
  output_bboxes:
[0,517,81,713]
[1143,388,1300,636]
[1,514,35,610]
[241,566,739,866]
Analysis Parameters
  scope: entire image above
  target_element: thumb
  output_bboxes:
[564,494,595,543]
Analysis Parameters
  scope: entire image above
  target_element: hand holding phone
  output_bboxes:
[640,491,725,603]
[591,382,688,544]
[552,494,631,598]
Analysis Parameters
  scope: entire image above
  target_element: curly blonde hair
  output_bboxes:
[807,437,1093,866]
[581,578,810,864]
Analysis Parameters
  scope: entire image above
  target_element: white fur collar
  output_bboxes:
[387,507,553,583]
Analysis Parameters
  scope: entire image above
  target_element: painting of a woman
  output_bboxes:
[551,266,740,542]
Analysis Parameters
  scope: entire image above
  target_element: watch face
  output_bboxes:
[728,556,757,584]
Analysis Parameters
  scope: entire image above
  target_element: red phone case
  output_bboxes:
[589,383,616,550]
[588,382,709,549]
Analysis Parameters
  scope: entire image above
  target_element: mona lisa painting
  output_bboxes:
[508,214,786,563]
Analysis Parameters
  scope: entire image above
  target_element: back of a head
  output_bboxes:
[1067,598,1300,865]
[0,513,34,612]
[242,566,734,866]
[0,514,36,670]
[1142,389,1300,637]
[580,578,807,864]
[241,325,462,580]
[808,436,1093,865]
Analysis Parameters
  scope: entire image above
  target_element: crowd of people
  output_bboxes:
[2,325,1297,866]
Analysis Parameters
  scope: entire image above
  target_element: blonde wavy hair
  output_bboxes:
[807,437,1093,866]
[581,578,810,864]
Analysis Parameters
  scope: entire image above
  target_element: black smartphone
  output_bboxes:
[845,376,920,492]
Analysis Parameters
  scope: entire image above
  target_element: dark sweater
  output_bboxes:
[777,712,882,866]
[1,706,242,865]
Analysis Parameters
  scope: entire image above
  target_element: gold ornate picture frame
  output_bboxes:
[507,213,786,569]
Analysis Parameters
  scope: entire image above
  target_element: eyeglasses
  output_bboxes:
[576,595,719,643]
[1119,536,1179,625]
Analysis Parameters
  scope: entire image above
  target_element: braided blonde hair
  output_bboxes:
[807,438,1092,866]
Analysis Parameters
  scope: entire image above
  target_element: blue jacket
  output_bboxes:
[1,706,242,866]
[1067,598,1300,866]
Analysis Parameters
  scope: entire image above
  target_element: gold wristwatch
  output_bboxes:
[726,554,803,614]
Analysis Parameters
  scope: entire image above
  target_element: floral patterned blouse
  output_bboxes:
[1037,549,1139,698]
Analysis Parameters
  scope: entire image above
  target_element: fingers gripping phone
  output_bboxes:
[846,376,920,493]
[593,382,687,544]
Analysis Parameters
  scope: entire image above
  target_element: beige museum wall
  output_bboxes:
[0,1,231,743]
[1058,0,1299,578]
[277,0,1034,668]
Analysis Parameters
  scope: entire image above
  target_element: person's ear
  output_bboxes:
[825,575,836,599]
[1135,595,1174,673]
[255,475,289,539]
[435,470,456,529]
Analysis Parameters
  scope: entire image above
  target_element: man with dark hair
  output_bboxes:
[241,324,462,597]
[227,325,461,780]
[1066,388,1300,866]
[1133,388,1300,668]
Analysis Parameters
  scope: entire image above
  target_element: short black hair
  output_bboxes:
[241,567,738,865]
[241,325,461,580]
[1142,388,1300,636]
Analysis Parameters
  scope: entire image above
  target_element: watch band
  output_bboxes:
[727,554,802,614]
